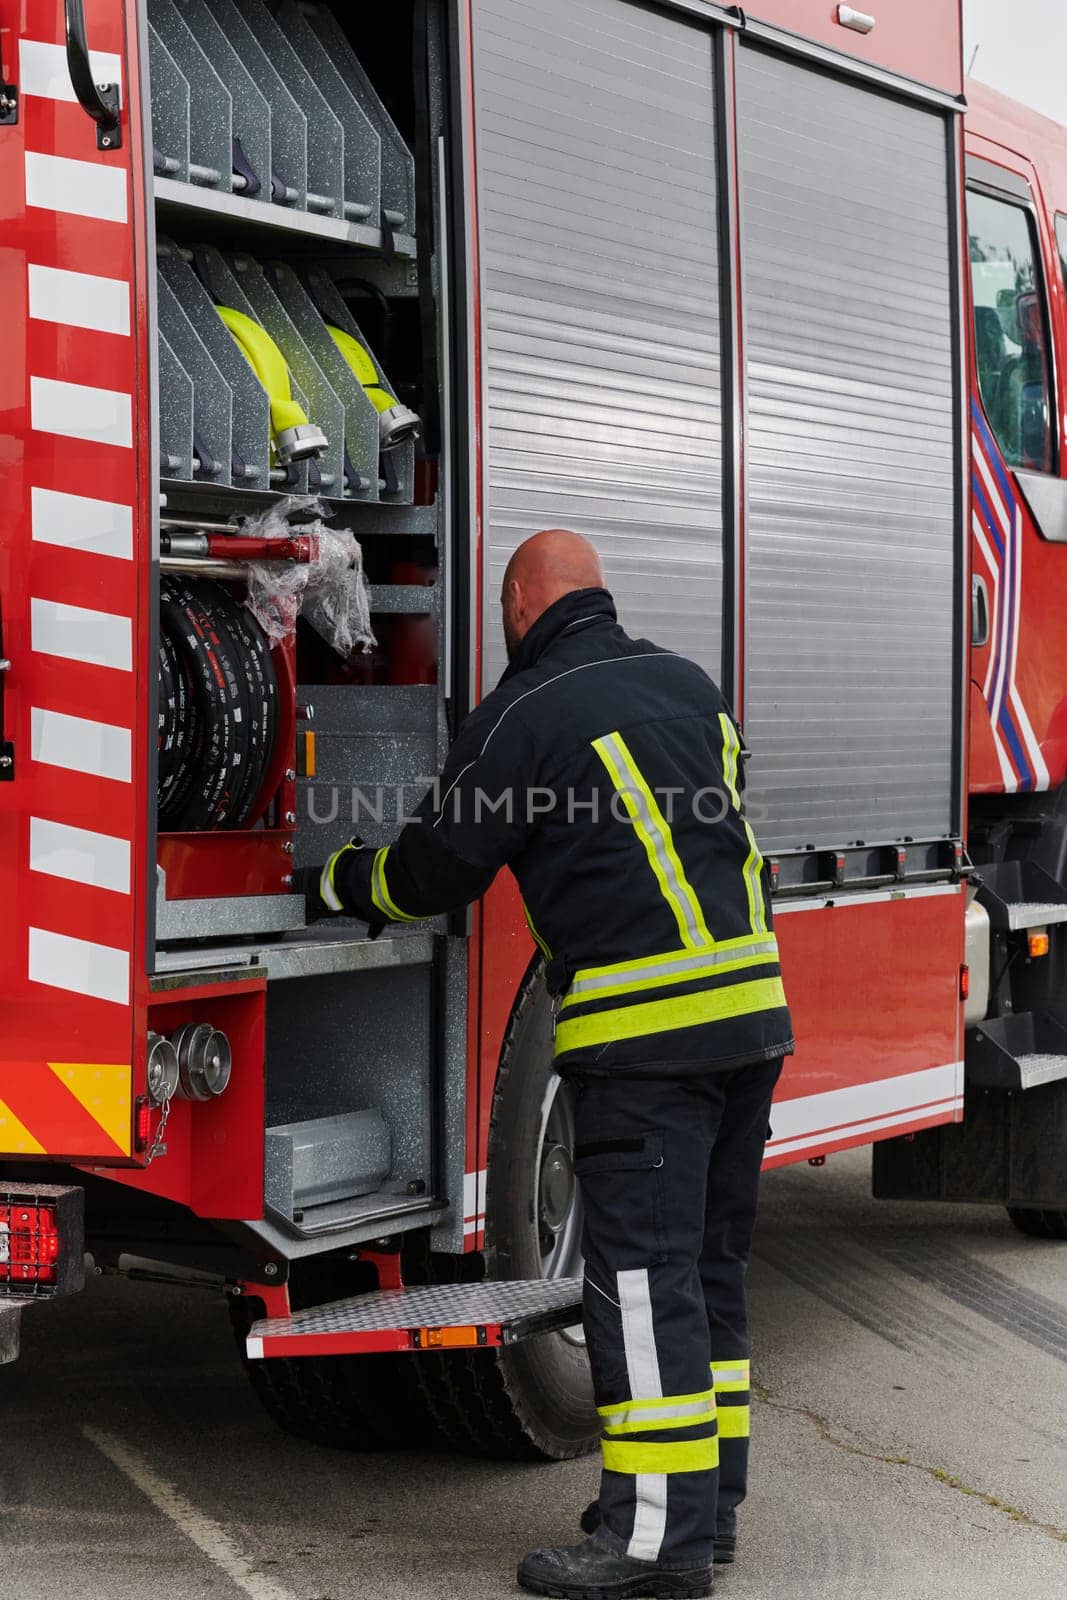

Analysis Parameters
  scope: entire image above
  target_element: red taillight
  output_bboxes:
[134,1096,152,1152]
[0,1204,59,1284]
[960,963,970,1001]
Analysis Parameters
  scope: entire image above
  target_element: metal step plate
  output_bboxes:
[1002,901,1067,931]
[1012,1054,1067,1091]
[246,1277,583,1359]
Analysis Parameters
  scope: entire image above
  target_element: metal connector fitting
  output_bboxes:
[377,403,421,452]
[275,422,329,465]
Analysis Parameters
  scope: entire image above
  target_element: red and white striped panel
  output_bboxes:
[0,2,150,1162]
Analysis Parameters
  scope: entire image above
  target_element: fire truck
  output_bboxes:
[2,0,1066,1456]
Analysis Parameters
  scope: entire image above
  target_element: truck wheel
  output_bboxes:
[411,959,599,1460]
[1006,1206,1067,1240]
[228,1273,433,1450]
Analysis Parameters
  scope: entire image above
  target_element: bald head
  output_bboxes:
[501,529,605,657]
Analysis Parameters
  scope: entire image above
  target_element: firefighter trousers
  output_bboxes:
[571,1056,783,1567]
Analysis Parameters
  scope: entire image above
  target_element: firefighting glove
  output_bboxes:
[295,837,385,937]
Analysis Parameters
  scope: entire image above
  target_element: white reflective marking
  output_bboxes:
[711,1366,749,1387]
[618,1268,662,1401]
[19,38,123,104]
[765,1099,962,1161]
[29,817,130,895]
[31,487,133,562]
[629,1475,668,1563]
[31,376,132,449]
[603,1397,713,1428]
[1006,509,1050,790]
[28,927,129,1006]
[974,441,1009,534]
[31,597,132,672]
[28,263,130,336]
[462,1166,488,1223]
[245,1337,264,1360]
[972,511,1001,703]
[83,1429,298,1600]
[31,707,131,783]
[24,150,127,224]
[766,1064,962,1151]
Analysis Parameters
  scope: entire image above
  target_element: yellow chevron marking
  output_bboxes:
[47,1061,132,1155]
[0,1097,47,1156]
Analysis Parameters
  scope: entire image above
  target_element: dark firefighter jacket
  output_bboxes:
[322,586,793,1076]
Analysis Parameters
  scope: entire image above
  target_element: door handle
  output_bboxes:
[971,573,990,649]
[0,600,12,781]
[65,0,122,150]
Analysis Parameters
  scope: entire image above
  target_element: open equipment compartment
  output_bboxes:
[148,0,459,1246]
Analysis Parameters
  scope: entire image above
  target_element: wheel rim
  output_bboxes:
[534,1073,585,1345]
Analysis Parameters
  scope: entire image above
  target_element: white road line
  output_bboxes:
[83,1428,299,1600]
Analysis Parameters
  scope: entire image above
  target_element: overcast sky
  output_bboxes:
[964,0,1067,123]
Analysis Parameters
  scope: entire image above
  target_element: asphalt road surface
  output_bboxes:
[2,1149,1066,1600]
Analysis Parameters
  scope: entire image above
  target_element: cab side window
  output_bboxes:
[969,189,1055,472]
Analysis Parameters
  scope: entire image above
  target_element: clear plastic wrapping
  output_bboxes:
[240,495,375,657]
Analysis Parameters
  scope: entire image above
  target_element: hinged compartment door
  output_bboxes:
[0,1,152,1162]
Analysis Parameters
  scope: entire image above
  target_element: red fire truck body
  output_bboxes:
[2,0,1065,1452]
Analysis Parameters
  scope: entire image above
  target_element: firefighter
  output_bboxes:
[299,529,793,1599]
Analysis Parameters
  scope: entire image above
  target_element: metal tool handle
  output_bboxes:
[65,0,122,150]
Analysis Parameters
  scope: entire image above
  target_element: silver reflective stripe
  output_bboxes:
[617,1269,663,1403]
[602,1396,714,1429]
[569,940,779,1000]
[319,861,344,912]
[616,1269,666,1561]
[629,1474,668,1564]
[711,1366,749,1388]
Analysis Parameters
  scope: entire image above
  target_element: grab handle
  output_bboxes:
[65,0,122,150]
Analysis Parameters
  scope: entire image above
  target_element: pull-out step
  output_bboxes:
[966,1010,1067,1090]
[246,1278,583,1359]
[974,861,1067,930]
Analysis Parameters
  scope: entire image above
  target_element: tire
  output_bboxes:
[1006,1206,1067,1240]
[229,1260,437,1451]
[411,960,599,1460]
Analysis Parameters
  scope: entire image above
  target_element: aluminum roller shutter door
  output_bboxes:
[471,0,724,690]
[738,49,957,852]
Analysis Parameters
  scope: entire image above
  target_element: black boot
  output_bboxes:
[518,1533,712,1599]
[579,1504,736,1566]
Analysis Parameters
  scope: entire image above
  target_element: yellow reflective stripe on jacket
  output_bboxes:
[711,1358,750,1394]
[719,714,768,937]
[560,939,779,1011]
[555,977,787,1055]
[522,900,551,960]
[370,846,422,922]
[593,731,711,951]
[716,1404,750,1440]
[601,1435,719,1475]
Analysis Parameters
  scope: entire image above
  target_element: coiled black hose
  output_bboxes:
[158,578,278,830]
